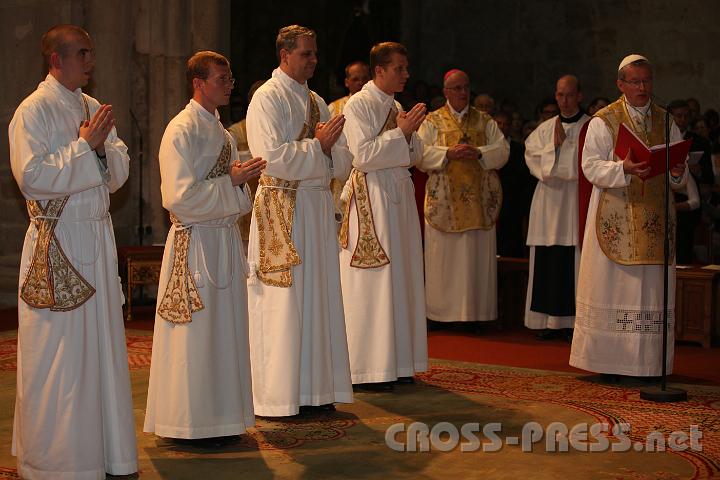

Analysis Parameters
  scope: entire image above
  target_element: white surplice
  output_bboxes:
[143,100,255,438]
[340,80,428,383]
[524,114,589,329]
[245,68,353,416]
[418,102,509,322]
[569,107,685,376]
[9,74,137,479]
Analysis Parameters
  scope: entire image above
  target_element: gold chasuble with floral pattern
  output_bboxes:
[20,97,95,312]
[594,97,675,265]
[253,91,320,287]
[338,106,396,269]
[157,137,233,323]
[424,105,502,232]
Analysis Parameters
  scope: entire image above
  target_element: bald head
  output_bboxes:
[443,70,471,112]
[41,24,90,67]
[555,74,582,117]
[344,61,370,95]
[473,94,495,114]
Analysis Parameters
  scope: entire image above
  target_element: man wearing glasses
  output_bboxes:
[570,54,688,378]
[144,51,265,445]
[417,69,509,327]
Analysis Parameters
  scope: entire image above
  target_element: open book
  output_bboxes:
[615,123,692,179]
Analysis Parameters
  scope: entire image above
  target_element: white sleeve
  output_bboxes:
[9,102,105,200]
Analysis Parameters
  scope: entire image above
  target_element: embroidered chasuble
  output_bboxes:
[338,105,396,268]
[594,98,675,265]
[20,96,95,311]
[423,105,502,232]
[157,138,233,323]
[253,91,320,287]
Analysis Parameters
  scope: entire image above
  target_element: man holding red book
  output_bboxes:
[570,54,688,378]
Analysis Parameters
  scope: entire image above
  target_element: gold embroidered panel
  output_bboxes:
[424,106,502,232]
[251,90,320,287]
[594,98,676,265]
[339,104,398,268]
[20,197,95,311]
[157,138,232,323]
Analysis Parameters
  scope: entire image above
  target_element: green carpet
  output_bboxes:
[1,329,718,479]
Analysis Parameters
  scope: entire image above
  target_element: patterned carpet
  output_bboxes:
[0,330,718,479]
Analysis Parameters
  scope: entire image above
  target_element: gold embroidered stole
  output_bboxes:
[157,136,233,323]
[424,105,502,232]
[338,105,396,268]
[20,96,96,312]
[253,90,320,287]
[594,97,675,265]
[329,96,350,212]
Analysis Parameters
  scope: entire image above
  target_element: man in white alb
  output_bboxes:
[570,55,687,377]
[8,24,137,478]
[246,25,354,416]
[144,51,265,444]
[339,42,428,390]
[524,75,589,340]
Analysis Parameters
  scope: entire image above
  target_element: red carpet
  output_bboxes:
[2,307,718,385]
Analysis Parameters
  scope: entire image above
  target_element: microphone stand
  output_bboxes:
[130,109,144,246]
[639,105,687,403]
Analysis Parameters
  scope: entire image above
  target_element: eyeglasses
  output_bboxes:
[206,75,235,87]
[621,79,652,88]
[445,85,470,93]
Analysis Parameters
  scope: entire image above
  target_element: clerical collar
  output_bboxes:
[43,73,84,102]
[623,96,651,118]
[559,110,584,124]
[273,68,309,96]
[188,98,220,122]
[447,102,469,118]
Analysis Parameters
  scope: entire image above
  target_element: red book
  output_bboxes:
[614,123,692,179]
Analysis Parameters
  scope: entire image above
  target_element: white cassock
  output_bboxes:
[418,103,509,322]
[340,80,428,383]
[569,108,684,376]
[9,74,137,479]
[524,114,589,329]
[144,100,255,438]
[245,68,353,416]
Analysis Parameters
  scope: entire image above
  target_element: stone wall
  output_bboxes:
[401,0,720,118]
[0,0,231,305]
[1,0,718,304]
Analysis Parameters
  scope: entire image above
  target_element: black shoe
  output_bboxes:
[316,403,336,412]
[395,376,415,384]
[600,373,621,384]
[354,382,394,392]
[170,437,228,448]
[535,329,561,341]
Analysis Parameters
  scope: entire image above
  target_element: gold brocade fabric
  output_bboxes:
[157,138,232,323]
[253,91,320,287]
[328,96,350,213]
[424,105,502,232]
[338,105,396,268]
[20,197,96,311]
[594,97,675,265]
[20,96,96,312]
